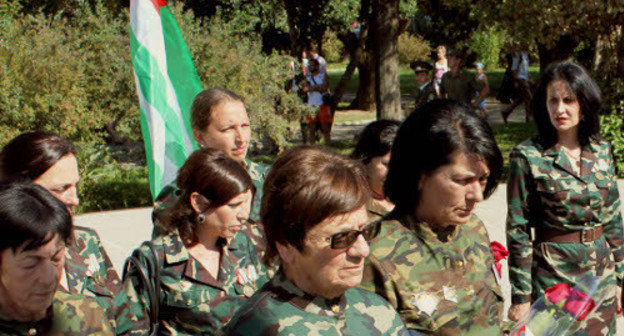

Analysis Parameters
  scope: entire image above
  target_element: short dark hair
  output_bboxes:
[0,132,75,182]
[351,120,401,164]
[0,183,72,252]
[532,61,601,148]
[190,88,243,132]
[261,146,369,263]
[385,99,502,215]
[167,148,255,245]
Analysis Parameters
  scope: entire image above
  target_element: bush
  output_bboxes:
[470,26,505,70]
[322,30,344,63]
[397,32,430,65]
[600,101,624,176]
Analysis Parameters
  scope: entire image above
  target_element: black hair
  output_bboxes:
[384,99,503,215]
[0,132,75,182]
[0,183,72,252]
[351,120,401,164]
[532,61,601,148]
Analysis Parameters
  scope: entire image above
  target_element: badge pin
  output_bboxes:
[411,291,440,316]
[247,265,258,282]
[242,285,254,297]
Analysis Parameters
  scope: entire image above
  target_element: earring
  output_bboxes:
[197,214,205,223]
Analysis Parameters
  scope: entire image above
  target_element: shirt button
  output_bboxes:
[186,299,192,306]
[28,328,37,335]
[331,305,340,314]
[429,322,437,329]
[455,260,464,268]
[584,222,589,226]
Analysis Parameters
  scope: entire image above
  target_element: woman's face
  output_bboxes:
[546,80,582,137]
[416,151,489,229]
[279,206,370,299]
[0,235,65,321]
[366,152,391,196]
[199,190,253,241]
[194,100,251,163]
[33,154,80,214]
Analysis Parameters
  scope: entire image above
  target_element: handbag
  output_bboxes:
[122,241,160,336]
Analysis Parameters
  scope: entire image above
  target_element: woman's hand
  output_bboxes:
[617,286,623,315]
[508,302,531,322]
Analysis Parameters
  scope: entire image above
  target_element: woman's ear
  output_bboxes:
[275,241,296,265]
[189,192,210,214]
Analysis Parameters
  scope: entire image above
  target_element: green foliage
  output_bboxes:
[397,32,430,65]
[492,122,537,180]
[322,30,345,63]
[600,101,624,176]
[470,26,505,70]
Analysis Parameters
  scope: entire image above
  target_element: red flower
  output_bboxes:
[491,241,509,262]
[563,289,596,321]
[544,283,572,304]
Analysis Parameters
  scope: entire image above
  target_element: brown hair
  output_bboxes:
[190,88,243,131]
[167,148,255,245]
[261,146,369,263]
[0,132,76,183]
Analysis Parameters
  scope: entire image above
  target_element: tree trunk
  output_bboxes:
[537,35,579,73]
[373,0,402,120]
[351,52,376,110]
[330,25,369,112]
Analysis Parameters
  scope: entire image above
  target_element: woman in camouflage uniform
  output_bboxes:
[0,132,141,335]
[360,100,505,335]
[0,183,113,336]
[127,148,268,335]
[351,120,401,221]
[506,61,624,334]
[224,146,408,336]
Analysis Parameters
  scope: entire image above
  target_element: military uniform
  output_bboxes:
[440,70,484,106]
[223,270,408,336]
[0,291,114,336]
[126,228,269,336]
[366,197,392,222]
[64,227,145,335]
[506,138,624,335]
[360,214,504,335]
[413,82,437,111]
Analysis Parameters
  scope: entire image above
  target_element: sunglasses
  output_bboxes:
[328,221,382,249]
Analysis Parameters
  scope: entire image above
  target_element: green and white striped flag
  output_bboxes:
[130,0,201,199]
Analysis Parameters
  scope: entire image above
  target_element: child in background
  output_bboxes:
[474,62,490,117]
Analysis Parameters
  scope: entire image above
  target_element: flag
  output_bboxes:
[130,0,202,199]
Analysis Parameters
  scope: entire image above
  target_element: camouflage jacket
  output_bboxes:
[152,158,269,235]
[360,214,504,335]
[127,228,269,336]
[506,138,624,303]
[0,291,114,336]
[413,82,437,111]
[223,270,409,336]
[366,198,392,223]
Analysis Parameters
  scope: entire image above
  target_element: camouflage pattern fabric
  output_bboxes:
[366,198,391,222]
[413,82,437,111]
[126,228,269,336]
[506,138,623,335]
[0,291,114,336]
[360,214,504,335]
[222,270,409,336]
[151,159,269,237]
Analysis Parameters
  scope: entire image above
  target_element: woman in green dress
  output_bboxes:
[506,61,623,334]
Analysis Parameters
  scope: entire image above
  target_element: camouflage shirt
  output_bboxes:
[223,270,408,336]
[360,214,504,335]
[127,228,269,336]
[506,138,624,304]
[0,291,114,336]
[152,158,269,235]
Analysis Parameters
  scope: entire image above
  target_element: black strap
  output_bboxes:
[123,241,161,336]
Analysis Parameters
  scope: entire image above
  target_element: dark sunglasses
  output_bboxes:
[329,221,382,249]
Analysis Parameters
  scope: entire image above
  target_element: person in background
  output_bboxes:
[302,58,332,145]
[152,88,269,255]
[506,61,622,335]
[126,148,268,335]
[351,120,401,221]
[0,132,142,335]
[440,48,487,109]
[305,43,327,76]
[474,62,490,117]
[410,60,436,112]
[0,183,113,335]
[433,45,448,97]
[223,146,408,336]
[501,50,532,123]
[360,100,505,335]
